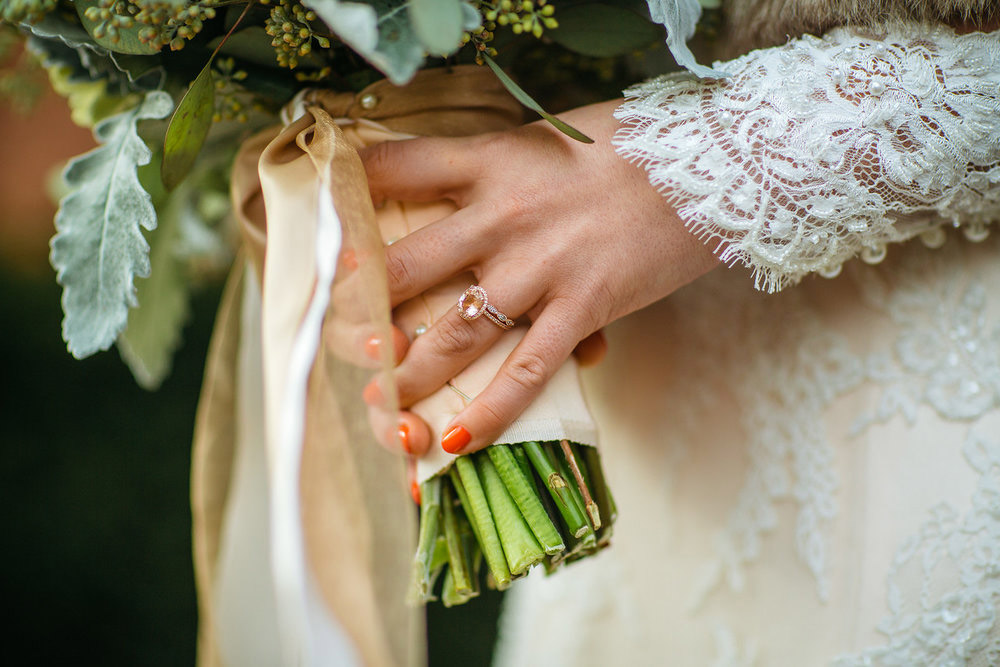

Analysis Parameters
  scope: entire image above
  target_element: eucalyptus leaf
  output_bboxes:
[118,180,193,390]
[481,55,593,144]
[550,3,663,58]
[409,0,464,55]
[162,62,214,191]
[306,0,442,84]
[75,0,161,55]
[51,90,175,359]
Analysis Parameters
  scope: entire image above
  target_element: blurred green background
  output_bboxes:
[0,72,501,667]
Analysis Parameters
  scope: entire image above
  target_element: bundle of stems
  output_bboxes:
[409,440,616,606]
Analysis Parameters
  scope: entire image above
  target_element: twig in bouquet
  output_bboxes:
[446,381,473,404]
[560,439,601,531]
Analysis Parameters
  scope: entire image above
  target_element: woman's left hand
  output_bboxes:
[360,99,719,456]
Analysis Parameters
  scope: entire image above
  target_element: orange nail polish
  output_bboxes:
[398,421,412,454]
[362,379,383,405]
[364,336,382,361]
[341,248,358,270]
[410,480,421,505]
[441,425,471,454]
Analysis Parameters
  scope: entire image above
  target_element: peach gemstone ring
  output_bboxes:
[457,285,515,330]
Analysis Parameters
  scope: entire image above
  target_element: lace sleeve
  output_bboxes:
[613,25,1000,292]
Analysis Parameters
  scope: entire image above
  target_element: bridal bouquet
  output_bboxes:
[2,0,677,613]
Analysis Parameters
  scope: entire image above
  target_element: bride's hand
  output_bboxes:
[361,99,718,456]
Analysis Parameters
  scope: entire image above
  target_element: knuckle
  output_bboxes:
[430,318,477,357]
[361,141,394,180]
[505,350,550,394]
[383,246,414,291]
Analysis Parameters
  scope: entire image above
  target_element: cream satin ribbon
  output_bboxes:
[191,66,598,667]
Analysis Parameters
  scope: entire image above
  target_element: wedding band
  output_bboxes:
[457,285,515,330]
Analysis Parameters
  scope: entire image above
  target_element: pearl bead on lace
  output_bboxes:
[818,263,843,279]
[920,227,947,249]
[962,222,990,242]
[718,111,734,128]
[870,80,886,96]
[861,243,887,264]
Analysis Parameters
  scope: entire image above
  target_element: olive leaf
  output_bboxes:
[550,3,663,58]
[481,54,593,144]
[409,0,464,55]
[51,90,175,359]
[161,61,214,191]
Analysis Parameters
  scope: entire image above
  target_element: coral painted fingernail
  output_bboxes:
[362,378,383,405]
[364,336,382,361]
[410,480,421,505]
[342,249,358,270]
[398,421,412,454]
[441,425,471,454]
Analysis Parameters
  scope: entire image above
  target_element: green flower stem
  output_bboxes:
[441,480,473,596]
[488,445,565,555]
[582,445,617,544]
[523,441,590,539]
[546,442,597,545]
[511,443,535,481]
[475,452,544,576]
[410,477,442,602]
[454,456,511,589]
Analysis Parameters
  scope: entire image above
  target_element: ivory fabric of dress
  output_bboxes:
[495,4,1000,666]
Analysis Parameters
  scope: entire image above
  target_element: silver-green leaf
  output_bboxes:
[117,181,192,390]
[51,90,174,359]
[409,0,464,55]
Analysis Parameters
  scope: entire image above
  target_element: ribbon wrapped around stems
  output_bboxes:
[191,65,600,667]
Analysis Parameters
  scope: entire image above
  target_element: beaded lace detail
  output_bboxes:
[614,25,1000,292]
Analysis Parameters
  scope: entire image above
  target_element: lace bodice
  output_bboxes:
[614,25,1000,292]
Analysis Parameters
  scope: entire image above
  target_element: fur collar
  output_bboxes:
[719,0,998,57]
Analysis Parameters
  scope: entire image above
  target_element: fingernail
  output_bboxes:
[341,249,358,270]
[362,378,383,406]
[364,336,382,361]
[410,480,421,505]
[398,421,412,454]
[441,425,471,454]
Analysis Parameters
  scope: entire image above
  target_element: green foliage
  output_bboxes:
[76,0,161,55]
[549,3,662,58]
[161,60,214,190]
[409,0,465,56]
[481,53,592,143]
[51,90,175,359]
[0,0,58,25]
[117,172,190,389]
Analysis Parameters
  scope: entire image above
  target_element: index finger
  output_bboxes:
[359,136,479,205]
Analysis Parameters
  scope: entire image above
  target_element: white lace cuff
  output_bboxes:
[614,25,1000,292]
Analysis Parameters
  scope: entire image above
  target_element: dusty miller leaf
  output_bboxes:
[117,178,193,390]
[51,90,174,359]
[645,0,728,78]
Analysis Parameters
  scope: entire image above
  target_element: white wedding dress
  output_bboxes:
[495,24,1000,666]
